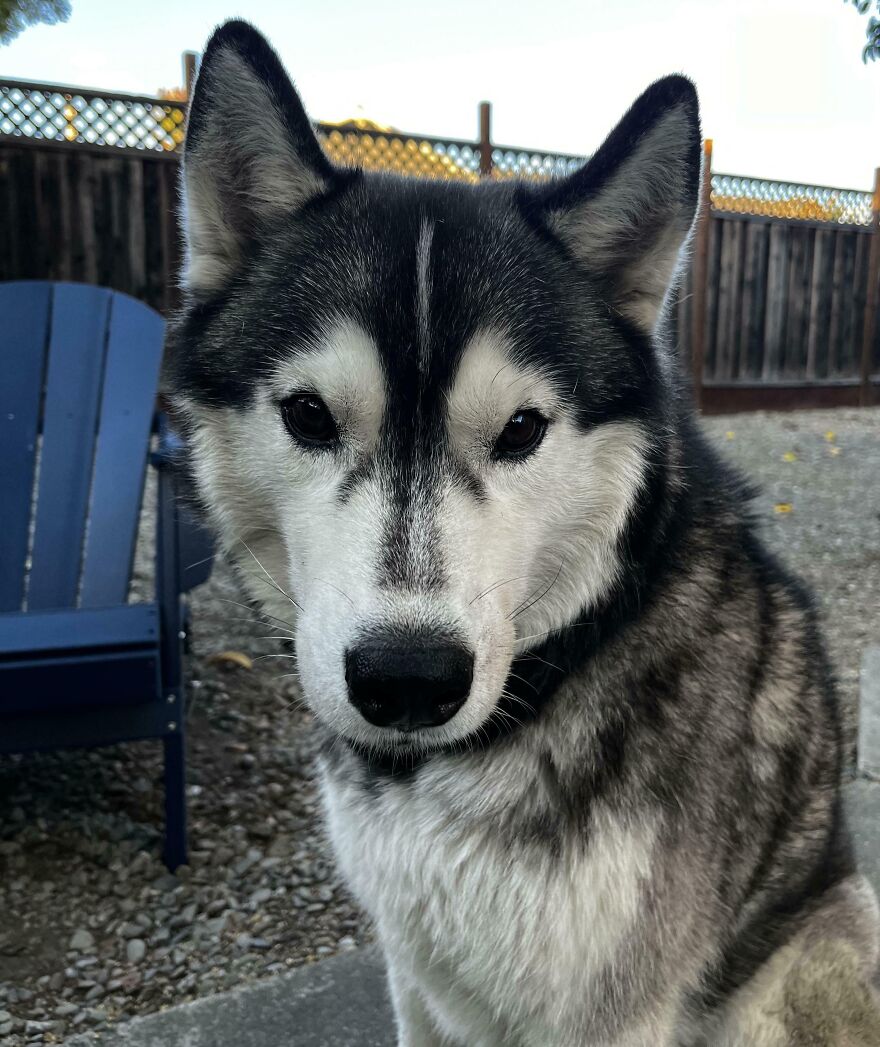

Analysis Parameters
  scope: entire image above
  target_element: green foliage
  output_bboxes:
[846,0,880,61]
[0,0,71,44]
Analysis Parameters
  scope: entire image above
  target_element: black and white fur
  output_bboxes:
[167,21,880,1045]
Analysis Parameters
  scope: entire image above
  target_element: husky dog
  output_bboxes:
[167,20,880,1046]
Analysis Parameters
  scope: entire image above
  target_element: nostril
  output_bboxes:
[345,633,473,730]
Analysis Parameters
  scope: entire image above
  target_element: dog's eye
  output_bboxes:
[493,410,547,460]
[280,394,339,448]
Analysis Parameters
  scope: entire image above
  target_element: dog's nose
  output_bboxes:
[345,634,473,730]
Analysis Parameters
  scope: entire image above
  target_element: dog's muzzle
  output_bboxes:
[345,632,473,730]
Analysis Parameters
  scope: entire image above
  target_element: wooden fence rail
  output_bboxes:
[1,136,878,411]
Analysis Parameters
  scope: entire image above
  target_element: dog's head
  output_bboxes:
[167,20,701,756]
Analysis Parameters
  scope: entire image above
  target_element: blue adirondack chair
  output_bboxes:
[0,281,213,870]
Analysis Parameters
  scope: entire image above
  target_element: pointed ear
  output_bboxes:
[529,76,701,334]
[180,20,335,295]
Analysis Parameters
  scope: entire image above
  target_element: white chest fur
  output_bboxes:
[320,756,659,1045]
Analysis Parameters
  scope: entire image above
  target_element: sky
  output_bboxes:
[2,0,879,190]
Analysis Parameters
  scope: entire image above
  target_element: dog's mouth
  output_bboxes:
[355,692,469,732]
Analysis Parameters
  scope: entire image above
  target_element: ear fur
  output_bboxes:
[181,20,334,295]
[527,76,702,333]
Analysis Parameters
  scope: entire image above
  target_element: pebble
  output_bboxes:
[126,939,147,964]
[69,929,94,952]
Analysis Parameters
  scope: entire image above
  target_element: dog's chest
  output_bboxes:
[320,760,658,1039]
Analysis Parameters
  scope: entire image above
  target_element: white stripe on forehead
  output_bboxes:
[416,218,434,380]
[269,318,386,435]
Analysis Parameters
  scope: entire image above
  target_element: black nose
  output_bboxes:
[345,634,473,730]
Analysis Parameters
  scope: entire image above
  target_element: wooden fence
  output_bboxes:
[1,80,879,411]
[0,141,181,314]
[676,212,880,410]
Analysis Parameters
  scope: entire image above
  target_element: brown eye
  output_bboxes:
[493,410,547,460]
[280,394,339,448]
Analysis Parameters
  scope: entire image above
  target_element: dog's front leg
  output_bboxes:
[386,961,455,1047]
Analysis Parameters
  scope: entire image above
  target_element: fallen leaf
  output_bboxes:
[725,431,735,440]
[829,446,842,457]
[207,650,254,670]
[774,503,793,514]
[782,451,797,462]
[824,430,836,442]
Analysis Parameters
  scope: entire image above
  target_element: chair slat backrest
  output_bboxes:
[0,283,52,612]
[80,293,164,608]
[0,282,165,613]
[27,285,112,610]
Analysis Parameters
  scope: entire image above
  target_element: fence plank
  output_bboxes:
[806,230,834,380]
[863,168,880,401]
[763,224,790,379]
[704,217,723,378]
[715,220,737,380]
[740,221,769,379]
[75,151,99,285]
[716,219,745,380]
[827,233,848,376]
[783,226,813,378]
[0,150,15,281]
[836,233,858,376]
[126,159,147,303]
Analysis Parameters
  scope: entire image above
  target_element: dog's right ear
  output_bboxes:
[181,20,334,296]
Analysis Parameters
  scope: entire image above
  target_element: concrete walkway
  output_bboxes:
[67,648,880,1047]
[65,946,394,1047]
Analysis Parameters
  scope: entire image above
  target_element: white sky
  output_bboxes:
[2,0,878,189]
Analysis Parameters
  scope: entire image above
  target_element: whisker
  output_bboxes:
[316,580,355,608]
[236,537,303,612]
[510,618,595,647]
[213,597,294,630]
[507,560,565,623]
[506,670,540,694]
[468,575,528,606]
[517,652,566,674]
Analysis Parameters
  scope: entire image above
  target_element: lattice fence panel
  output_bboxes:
[318,127,481,182]
[711,174,872,226]
[1,81,874,227]
[490,147,583,180]
[0,84,185,152]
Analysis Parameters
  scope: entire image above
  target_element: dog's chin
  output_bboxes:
[316,699,500,761]
[343,719,472,759]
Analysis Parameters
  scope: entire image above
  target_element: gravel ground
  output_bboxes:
[0,407,877,1045]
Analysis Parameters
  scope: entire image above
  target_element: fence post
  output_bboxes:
[183,52,199,100]
[479,102,493,178]
[860,166,880,407]
[690,138,713,410]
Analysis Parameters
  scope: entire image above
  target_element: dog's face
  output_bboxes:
[167,21,700,756]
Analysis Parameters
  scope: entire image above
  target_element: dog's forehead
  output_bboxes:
[266,176,581,400]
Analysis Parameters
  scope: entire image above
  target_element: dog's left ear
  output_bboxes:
[180,20,335,295]
[528,76,701,334]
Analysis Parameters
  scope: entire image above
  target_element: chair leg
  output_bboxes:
[163,731,187,871]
